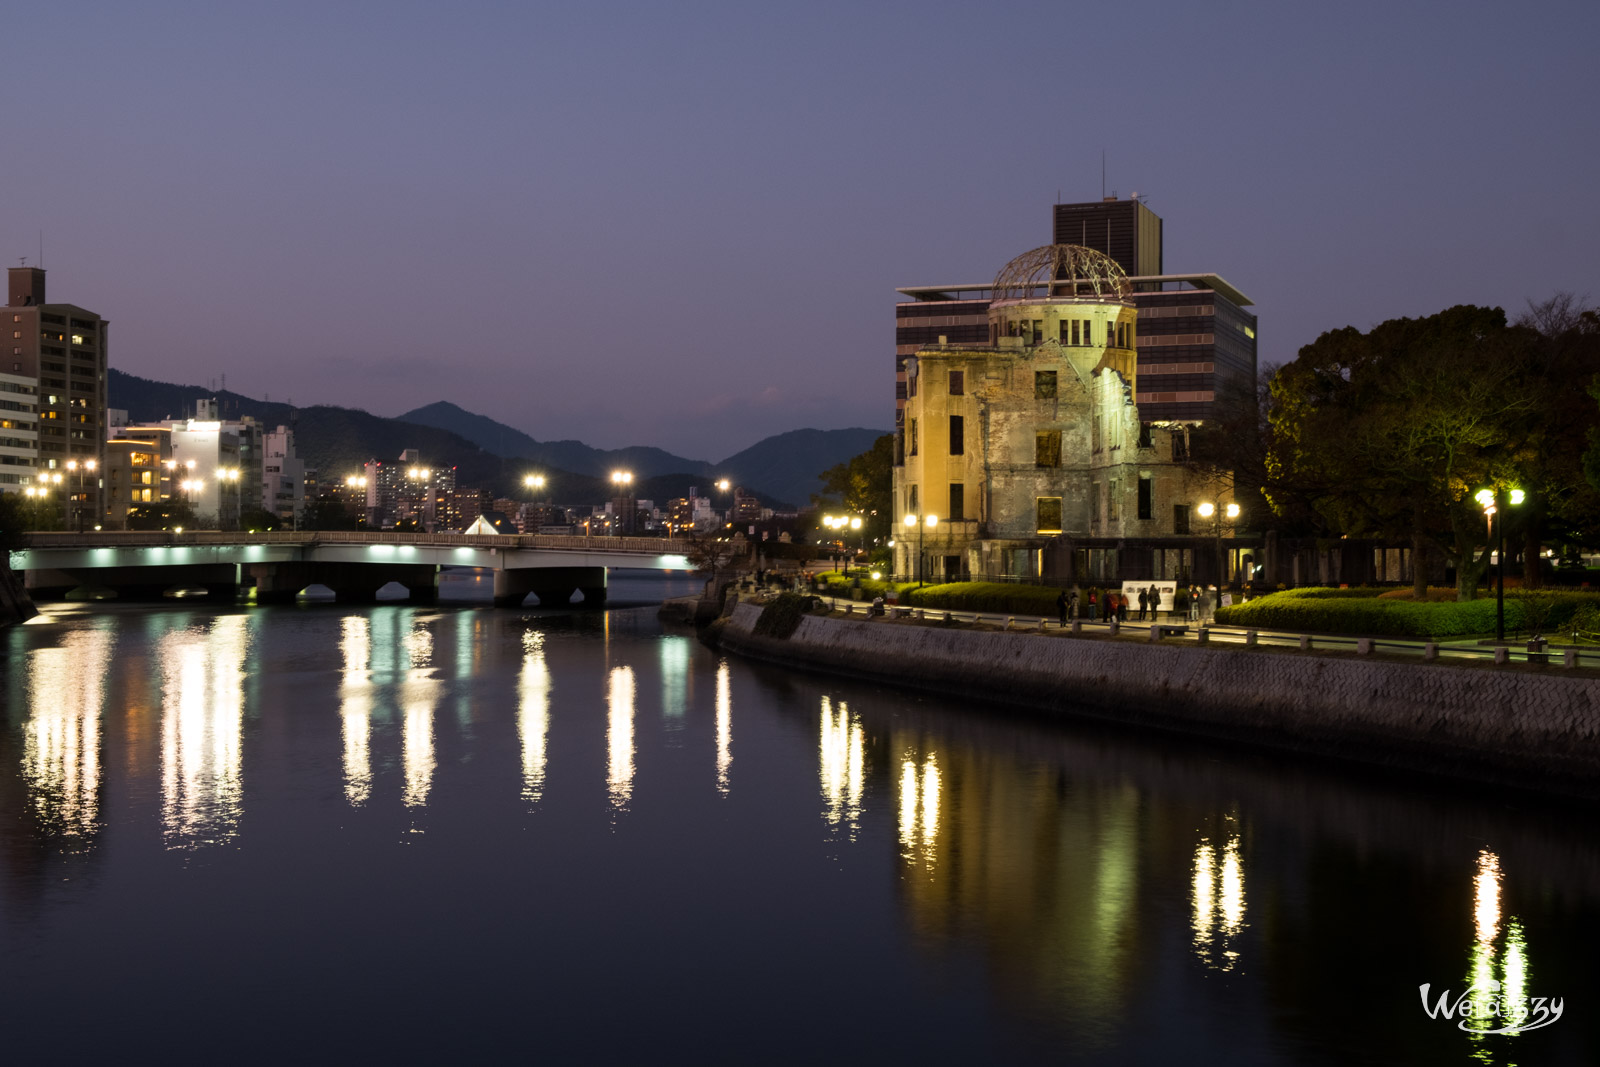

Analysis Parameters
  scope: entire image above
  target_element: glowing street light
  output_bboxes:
[1195,500,1241,589]
[1476,487,1525,643]
[903,512,938,586]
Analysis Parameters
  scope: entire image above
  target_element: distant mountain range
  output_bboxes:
[109,369,887,509]
[398,401,885,507]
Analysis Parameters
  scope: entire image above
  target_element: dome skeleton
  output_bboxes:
[991,244,1132,303]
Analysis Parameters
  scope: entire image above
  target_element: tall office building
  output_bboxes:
[896,196,1256,429]
[5,266,109,518]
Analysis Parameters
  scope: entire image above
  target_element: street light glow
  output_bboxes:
[1197,501,1216,519]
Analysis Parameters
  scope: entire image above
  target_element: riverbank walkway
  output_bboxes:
[808,594,1600,670]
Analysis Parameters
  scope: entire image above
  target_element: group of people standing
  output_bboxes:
[1054,584,1166,624]
[1051,584,1228,626]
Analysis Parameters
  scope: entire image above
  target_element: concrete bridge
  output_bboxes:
[9,530,699,608]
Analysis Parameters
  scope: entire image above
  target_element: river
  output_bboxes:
[2,571,1596,1063]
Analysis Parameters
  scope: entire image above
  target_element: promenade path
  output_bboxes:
[809,594,1600,670]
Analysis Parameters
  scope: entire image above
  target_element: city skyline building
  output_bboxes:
[5,266,108,517]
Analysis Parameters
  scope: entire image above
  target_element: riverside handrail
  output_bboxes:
[812,595,1597,668]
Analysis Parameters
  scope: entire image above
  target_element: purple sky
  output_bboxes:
[4,1,1596,460]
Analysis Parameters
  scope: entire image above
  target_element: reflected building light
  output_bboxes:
[714,660,732,796]
[1474,849,1502,945]
[818,697,865,838]
[401,620,439,809]
[1191,833,1246,970]
[160,616,249,847]
[518,630,551,805]
[607,666,636,812]
[896,752,941,870]
[660,637,689,723]
[23,628,114,837]
[920,755,940,850]
[339,616,372,807]
[1191,842,1216,954]
[1219,837,1245,937]
[1464,849,1532,1039]
[898,760,918,851]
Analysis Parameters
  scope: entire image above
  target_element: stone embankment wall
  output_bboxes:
[719,604,1600,799]
[0,565,37,625]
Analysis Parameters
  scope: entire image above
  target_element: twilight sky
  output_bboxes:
[3,0,1596,460]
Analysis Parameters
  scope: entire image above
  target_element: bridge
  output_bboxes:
[9,530,699,607]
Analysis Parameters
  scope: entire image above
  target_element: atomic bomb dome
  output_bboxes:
[992,244,1132,303]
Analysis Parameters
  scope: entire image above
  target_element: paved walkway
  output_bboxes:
[808,594,1596,669]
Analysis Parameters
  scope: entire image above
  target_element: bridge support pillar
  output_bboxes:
[248,563,315,605]
[495,566,606,609]
[494,569,537,608]
[401,565,441,605]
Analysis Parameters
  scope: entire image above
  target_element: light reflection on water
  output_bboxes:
[714,659,732,796]
[159,615,249,848]
[818,695,864,839]
[606,665,635,812]
[518,629,550,805]
[401,619,439,809]
[0,601,1596,1064]
[339,616,373,807]
[23,627,113,837]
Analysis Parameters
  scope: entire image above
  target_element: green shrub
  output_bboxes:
[753,593,811,639]
[1215,593,1518,637]
[904,581,1066,616]
[1276,586,1387,600]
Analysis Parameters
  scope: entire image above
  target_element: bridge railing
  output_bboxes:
[18,529,696,555]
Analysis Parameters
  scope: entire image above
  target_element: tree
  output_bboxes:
[238,507,282,532]
[1268,306,1542,599]
[127,501,196,531]
[812,433,894,545]
[684,531,746,596]
[1512,295,1600,584]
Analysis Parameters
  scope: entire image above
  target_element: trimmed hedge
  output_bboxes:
[1215,586,1600,637]
[904,581,1067,616]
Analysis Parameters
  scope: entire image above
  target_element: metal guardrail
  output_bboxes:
[810,595,1599,669]
[18,530,694,555]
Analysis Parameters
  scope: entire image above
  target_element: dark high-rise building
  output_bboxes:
[5,266,109,519]
[895,196,1255,429]
[1052,196,1163,276]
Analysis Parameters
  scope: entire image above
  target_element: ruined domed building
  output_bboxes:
[893,243,1239,585]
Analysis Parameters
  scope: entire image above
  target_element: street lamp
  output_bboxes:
[1475,487,1524,643]
[902,512,939,586]
[1195,500,1240,589]
[611,470,634,536]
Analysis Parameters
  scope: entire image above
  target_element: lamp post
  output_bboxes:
[902,512,939,586]
[611,470,634,536]
[1476,487,1524,643]
[1195,500,1240,589]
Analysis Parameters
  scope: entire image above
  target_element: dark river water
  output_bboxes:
[2,571,1597,1064]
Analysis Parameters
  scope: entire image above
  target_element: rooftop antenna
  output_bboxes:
[1101,151,1106,199]
[38,231,44,270]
